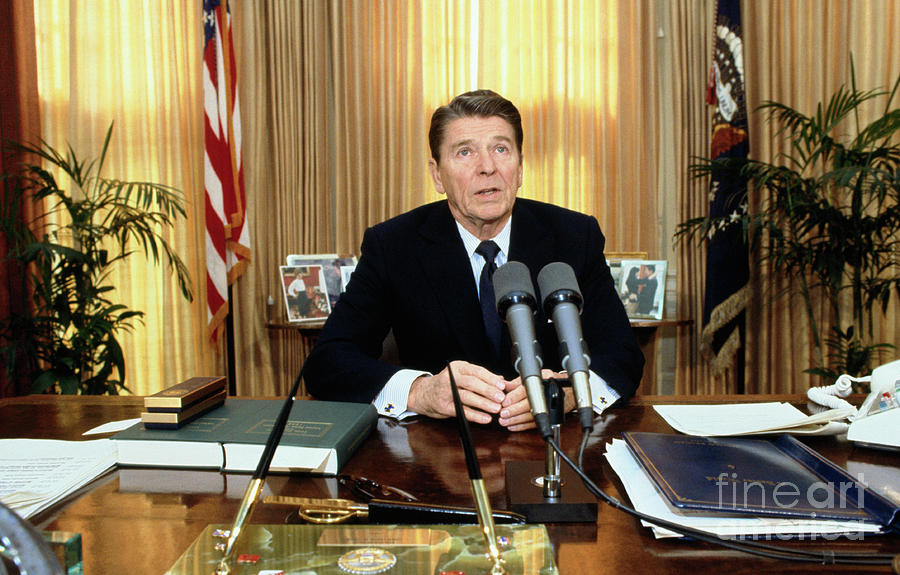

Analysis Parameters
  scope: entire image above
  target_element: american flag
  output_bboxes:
[203,0,250,341]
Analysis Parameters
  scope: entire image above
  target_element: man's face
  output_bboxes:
[429,115,522,239]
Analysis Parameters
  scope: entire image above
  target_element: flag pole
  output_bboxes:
[226,284,237,396]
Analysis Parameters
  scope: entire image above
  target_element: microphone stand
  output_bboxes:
[505,377,598,523]
[541,380,564,499]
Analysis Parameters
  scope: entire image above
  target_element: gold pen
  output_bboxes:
[216,371,305,573]
[448,364,507,575]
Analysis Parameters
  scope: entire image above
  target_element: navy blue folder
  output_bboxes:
[622,431,899,528]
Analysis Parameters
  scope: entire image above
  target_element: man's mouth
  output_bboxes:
[475,187,500,196]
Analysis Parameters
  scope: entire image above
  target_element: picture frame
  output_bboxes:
[617,259,667,320]
[279,265,332,323]
[606,252,648,299]
[285,254,358,309]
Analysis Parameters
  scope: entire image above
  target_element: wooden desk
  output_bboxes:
[2,394,897,574]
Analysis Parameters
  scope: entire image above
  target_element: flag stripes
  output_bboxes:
[203,0,250,341]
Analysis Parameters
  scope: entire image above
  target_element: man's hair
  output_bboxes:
[428,89,523,164]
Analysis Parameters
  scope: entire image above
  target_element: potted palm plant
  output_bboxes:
[678,66,900,383]
[0,124,192,395]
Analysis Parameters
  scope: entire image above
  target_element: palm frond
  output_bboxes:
[0,121,192,394]
[678,62,900,379]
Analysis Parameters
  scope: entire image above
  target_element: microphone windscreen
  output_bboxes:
[493,261,536,309]
[537,262,582,302]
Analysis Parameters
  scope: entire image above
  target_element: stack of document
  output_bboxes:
[653,402,854,436]
[0,438,117,519]
[604,438,886,539]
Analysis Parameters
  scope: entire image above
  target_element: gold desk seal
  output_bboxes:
[337,547,397,574]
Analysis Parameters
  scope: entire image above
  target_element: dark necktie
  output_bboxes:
[476,240,502,357]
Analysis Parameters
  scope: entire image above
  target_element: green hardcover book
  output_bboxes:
[115,398,377,475]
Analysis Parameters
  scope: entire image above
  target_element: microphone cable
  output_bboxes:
[576,427,590,469]
[545,436,899,568]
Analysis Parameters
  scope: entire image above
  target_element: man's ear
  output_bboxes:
[428,158,445,195]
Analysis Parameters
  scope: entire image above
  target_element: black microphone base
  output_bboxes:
[505,460,598,523]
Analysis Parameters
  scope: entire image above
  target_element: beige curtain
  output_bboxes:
[474,0,659,253]
[664,0,716,394]
[32,0,213,396]
[234,0,660,396]
[671,0,900,394]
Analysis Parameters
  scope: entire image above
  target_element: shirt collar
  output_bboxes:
[455,217,512,260]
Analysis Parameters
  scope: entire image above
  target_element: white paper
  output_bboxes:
[0,438,118,519]
[603,438,882,539]
[82,417,142,435]
[653,402,853,436]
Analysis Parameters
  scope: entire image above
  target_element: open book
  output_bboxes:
[0,438,117,519]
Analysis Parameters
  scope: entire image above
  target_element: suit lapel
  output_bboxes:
[508,200,555,291]
[507,202,557,360]
[416,203,494,364]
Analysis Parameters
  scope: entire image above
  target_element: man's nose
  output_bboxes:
[477,153,497,174]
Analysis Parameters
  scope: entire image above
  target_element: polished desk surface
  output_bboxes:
[1,394,898,574]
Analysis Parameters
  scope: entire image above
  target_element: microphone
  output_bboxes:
[537,262,594,432]
[493,261,551,439]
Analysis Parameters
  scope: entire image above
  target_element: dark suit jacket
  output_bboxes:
[303,198,644,403]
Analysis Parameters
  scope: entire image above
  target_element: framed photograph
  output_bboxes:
[617,260,667,320]
[606,252,648,298]
[285,254,358,309]
[280,265,332,323]
[285,253,339,266]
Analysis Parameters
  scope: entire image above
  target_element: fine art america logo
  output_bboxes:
[711,471,871,540]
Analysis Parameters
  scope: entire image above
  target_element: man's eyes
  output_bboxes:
[454,144,510,157]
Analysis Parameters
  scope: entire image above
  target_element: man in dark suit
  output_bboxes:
[303,90,643,431]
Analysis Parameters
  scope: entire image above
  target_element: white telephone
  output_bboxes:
[810,359,900,450]
[845,359,900,450]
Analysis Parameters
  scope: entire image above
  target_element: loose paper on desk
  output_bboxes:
[653,402,853,436]
[82,417,141,435]
[604,438,883,539]
[0,438,117,519]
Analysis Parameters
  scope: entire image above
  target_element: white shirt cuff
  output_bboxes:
[372,369,430,420]
[589,370,620,414]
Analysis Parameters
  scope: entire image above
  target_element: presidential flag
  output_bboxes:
[204,0,250,341]
[701,0,750,375]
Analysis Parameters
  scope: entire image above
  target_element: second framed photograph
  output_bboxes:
[617,260,667,320]
[285,254,358,309]
[280,265,332,323]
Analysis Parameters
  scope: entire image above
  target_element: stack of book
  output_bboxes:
[141,376,227,429]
